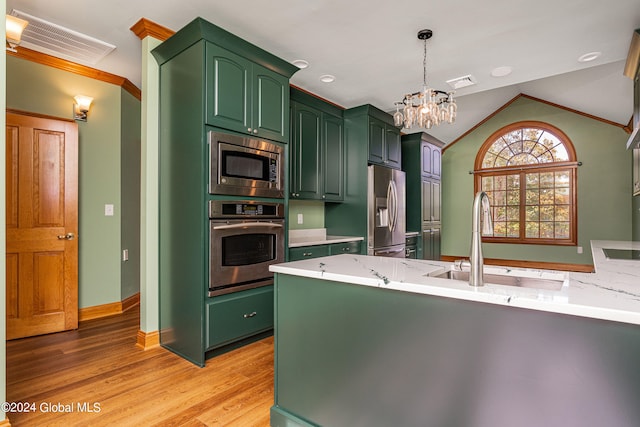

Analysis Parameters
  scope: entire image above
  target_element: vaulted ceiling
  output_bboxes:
[7,0,640,143]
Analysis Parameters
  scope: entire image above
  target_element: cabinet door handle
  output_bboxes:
[57,232,75,240]
[342,247,350,252]
[303,252,313,257]
[243,311,257,318]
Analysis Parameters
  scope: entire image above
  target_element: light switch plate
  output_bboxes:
[105,204,114,216]
[297,213,303,224]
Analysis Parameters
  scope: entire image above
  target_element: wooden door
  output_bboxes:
[6,110,78,340]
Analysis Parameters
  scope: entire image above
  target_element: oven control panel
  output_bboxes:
[209,200,284,219]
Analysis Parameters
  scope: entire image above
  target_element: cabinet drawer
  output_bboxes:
[329,241,361,255]
[206,286,274,349]
[289,245,330,261]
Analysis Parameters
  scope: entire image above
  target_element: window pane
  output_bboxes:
[506,174,520,189]
[483,154,497,168]
[540,206,554,221]
[540,222,554,239]
[526,222,539,238]
[526,206,539,221]
[554,188,569,204]
[540,188,555,204]
[494,206,506,221]
[495,175,506,190]
[539,151,553,163]
[555,222,570,239]
[494,190,506,205]
[507,190,520,206]
[482,176,494,191]
[540,172,554,187]
[494,155,508,167]
[493,222,506,237]
[525,189,539,205]
[507,206,519,221]
[552,144,569,161]
[555,171,570,187]
[555,206,569,222]
[507,222,519,237]
[525,173,539,188]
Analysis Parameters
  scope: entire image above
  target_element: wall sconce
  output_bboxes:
[73,95,94,122]
[6,14,29,52]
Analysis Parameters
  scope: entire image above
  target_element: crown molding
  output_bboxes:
[7,46,141,101]
[130,18,175,41]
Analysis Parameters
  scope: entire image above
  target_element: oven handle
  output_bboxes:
[212,222,284,230]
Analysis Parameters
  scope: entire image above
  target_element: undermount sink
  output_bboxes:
[429,267,567,291]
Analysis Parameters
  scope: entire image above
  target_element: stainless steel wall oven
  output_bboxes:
[209,200,284,297]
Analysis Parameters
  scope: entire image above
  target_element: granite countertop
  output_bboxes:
[288,228,364,248]
[271,240,640,326]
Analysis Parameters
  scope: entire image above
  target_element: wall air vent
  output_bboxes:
[446,74,477,90]
[9,9,116,65]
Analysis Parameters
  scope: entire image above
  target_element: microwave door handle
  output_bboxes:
[212,222,284,230]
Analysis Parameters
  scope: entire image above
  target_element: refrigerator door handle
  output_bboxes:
[386,181,394,232]
[389,180,398,232]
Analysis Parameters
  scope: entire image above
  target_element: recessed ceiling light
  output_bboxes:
[578,52,601,62]
[292,59,309,69]
[490,66,513,77]
[319,74,335,83]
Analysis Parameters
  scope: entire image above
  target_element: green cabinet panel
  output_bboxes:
[290,90,344,201]
[206,43,289,142]
[288,244,331,261]
[206,286,274,349]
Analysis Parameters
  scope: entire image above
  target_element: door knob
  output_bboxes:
[57,233,75,240]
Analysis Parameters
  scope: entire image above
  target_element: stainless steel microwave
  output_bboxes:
[208,131,284,198]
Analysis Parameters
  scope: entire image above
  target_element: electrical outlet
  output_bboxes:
[297,213,303,224]
[123,249,129,261]
[105,204,114,216]
[577,246,583,254]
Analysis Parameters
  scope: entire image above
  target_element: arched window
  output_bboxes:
[474,121,577,245]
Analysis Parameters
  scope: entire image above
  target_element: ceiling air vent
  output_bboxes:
[10,9,116,65]
[446,74,477,90]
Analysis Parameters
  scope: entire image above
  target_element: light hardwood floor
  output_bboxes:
[6,306,274,426]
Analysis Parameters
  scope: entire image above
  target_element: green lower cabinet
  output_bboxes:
[206,286,274,350]
[288,245,330,261]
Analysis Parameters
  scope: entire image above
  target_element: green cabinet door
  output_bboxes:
[290,96,344,202]
[253,64,289,142]
[368,117,385,165]
[323,114,344,201]
[368,116,401,169]
[385,125,402,169]
[291,102,322,199]
[206,43,251,134]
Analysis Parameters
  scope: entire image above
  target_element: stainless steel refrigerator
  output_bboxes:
[367,165,406,258]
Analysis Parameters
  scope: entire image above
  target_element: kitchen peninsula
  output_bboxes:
[270,241,640,427]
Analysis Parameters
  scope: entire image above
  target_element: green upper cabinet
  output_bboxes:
[368,116,401,169]
[206,43,289,143]
[290,89,344,202]
[152,17,298,144]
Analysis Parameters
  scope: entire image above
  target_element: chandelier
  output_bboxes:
[393,29,456,130]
